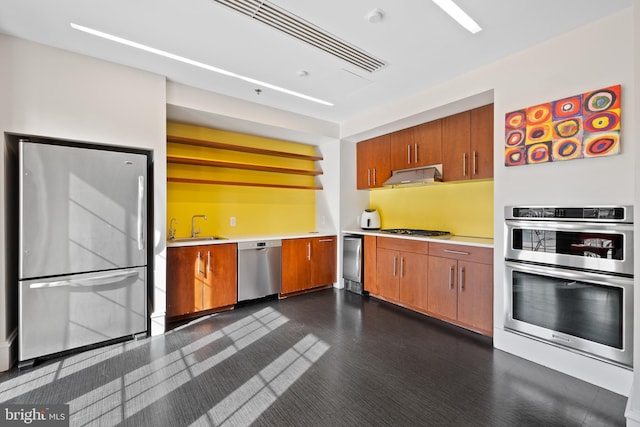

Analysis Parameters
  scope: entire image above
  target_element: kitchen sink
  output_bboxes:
[168,236,227,243]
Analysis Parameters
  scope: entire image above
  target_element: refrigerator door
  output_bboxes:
[19,140,147,279]
[19,267,147,362]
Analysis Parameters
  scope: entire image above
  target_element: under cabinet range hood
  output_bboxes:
[383,164,443,187]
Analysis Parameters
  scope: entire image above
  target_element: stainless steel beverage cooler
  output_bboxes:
[343,235,365,295]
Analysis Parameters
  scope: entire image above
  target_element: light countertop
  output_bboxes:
[341,226,494,249]
[166,230,337,247]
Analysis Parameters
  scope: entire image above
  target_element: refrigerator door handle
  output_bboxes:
[137,175,144,251]
[29,269,139,289]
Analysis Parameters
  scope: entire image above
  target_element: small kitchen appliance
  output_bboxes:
[360,209,381,230]
[343,235,365,295]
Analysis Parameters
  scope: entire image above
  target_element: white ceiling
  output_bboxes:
[0,0,631,126]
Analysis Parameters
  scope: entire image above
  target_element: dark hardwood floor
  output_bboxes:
[0,289,627,426]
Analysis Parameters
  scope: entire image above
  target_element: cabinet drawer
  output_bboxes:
[377,237,429,254]
[429,242,492,264]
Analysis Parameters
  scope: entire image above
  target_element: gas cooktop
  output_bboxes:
[380,228,451,237]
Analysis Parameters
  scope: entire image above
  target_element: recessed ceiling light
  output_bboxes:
[70,23,334,106]
[431,0,482,34]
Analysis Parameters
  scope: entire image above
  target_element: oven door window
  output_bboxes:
[512,271,623,349]
[511,228,623,260]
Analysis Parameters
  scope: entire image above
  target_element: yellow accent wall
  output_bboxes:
[369,180,494,238]
[166,123,317,237]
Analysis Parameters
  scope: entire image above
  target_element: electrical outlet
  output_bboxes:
[230,216,236,227]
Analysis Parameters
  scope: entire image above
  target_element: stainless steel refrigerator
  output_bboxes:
[18,138,148,366]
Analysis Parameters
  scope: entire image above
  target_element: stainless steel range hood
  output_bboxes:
[383,164,443,187]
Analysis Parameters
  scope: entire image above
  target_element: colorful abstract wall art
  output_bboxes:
[504,84,621,166]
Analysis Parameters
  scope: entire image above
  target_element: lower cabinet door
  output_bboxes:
[282,238,311,294]
[167,245,202,317]
[457,260,493,334]
[377,248,399,301]
[311,237,337,287]
[203,243,237,310]
[399,252,428,311]
[427,256,458,321]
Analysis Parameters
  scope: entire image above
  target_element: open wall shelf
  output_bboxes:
[166,134,323,190]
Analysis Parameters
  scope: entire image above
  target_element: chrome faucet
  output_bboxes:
[191,214,207,237]
[168,218,178,240]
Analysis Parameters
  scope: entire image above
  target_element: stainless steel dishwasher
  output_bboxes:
[237,240,282,302]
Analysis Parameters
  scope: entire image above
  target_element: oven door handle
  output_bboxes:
[504,260,634,287]
[505,219,634,233]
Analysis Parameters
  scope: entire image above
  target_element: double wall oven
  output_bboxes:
[504,206,633,368]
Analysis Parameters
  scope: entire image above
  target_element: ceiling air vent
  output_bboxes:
[212,0,386,73]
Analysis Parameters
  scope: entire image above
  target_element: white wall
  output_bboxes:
[492,9,634,397]
[0,35,167,370]
[626,0,640,423]
[341,8,635,396]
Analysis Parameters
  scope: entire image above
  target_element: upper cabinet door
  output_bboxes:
[356,139,374,189]
[413,119,442,167]
[356,135,390,189]
[442,110,471,182]
[470,104,494,180]
[390,127,415,171]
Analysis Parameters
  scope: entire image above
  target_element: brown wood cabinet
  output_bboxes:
[166,243,237,318]
[356,135,391,189]
[442,110,471,182]
[282,236,337,295]
[427,242,493,336]
[390,120,442,171]
[355,105,492,189]
[376,237,428,311]
[390,127,416,171]
[442,105,494,182]
[363,235,378,294]
[413,120,443,167]
[470,104,494,180]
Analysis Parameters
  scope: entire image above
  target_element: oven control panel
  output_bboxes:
[505,206,631,222]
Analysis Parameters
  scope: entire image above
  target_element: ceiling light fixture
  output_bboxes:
[365,8,385,24]
[69,23,334,106]
[431,0,482,34]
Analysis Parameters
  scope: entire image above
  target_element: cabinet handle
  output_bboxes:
[473,151,478,176]
[307,242,311,260]
[367,169,371,187]
[414,143,418,164]
[459,266,465,293]
[444,249,470,256]
[198,251,206,276]
[393,256,397,277]
[207,251,211,273]
[462,153,467,177]
[448,265,454,290]
[373,168,377,185]
[400,257,405,277]
[318,238,334,243]
[407,145,411,165]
